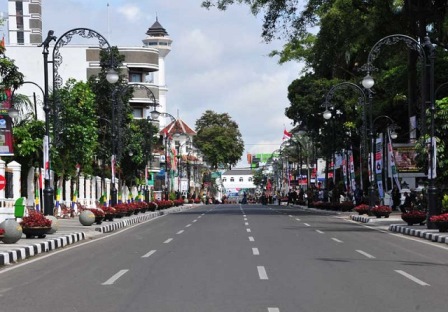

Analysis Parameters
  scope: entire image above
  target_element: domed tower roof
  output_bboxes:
[146,17,169,37]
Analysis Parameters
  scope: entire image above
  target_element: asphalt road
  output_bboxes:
[1,204,447,312]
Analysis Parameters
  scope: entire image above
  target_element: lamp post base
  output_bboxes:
[111,187,118,207]
[43,186,54,215]
[427,182,439,229]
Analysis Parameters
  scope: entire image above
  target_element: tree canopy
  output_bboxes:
[194,110,245,169]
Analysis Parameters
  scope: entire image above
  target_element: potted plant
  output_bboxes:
[87,208,105,224]
[401,210,426,225]
[429,213,448,232]
[102,206,116,221]
[354,204,369,215]
[371,205,392,218]
[20,211,52,238]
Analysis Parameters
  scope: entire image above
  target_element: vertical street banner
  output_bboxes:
[375,136,384,199]
[349,150,356,192]
[111,154,116,184]
[426,137,437,179]
[387,130,401,191]
[0,88,14,156]
[43,135,50,179]
[342,151,348,191]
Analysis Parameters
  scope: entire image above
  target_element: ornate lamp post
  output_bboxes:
[362,34,438,227]
[323,82,368,201]
[149,109,177,200]
[39,28,119,215]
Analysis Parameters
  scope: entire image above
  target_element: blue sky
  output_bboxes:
[1,0,303,167]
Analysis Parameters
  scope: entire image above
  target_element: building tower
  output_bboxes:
[7,0,42,45]
[142,18,172,127]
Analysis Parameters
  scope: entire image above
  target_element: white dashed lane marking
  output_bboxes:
[252,248,260,255]
[249,236,255,242]
[164,238,173,244]
[331,238,343,243]
[102,270,129,285]
[257,266,269,280]
[142,250,156,258]
[395,270,430,286]
[356,250,375,259]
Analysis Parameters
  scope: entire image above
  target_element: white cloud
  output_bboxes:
[116,5,143,22]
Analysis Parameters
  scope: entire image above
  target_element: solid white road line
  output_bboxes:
[252,248,260,255]
[304,223,310,227]
[257,266,269,280]
[176,230,184,235]
[142,250,157,258]
[102,269,129,285]
[356,250,375,259]
[395,270,430,286]
[331,238,343,243]
[268,308,280,312]
[316,230,325,234]
[249,236,255,242]
[164,238,173,244]
[246,228,251,233]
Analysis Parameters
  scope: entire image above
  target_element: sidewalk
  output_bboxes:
[0,205,195,267]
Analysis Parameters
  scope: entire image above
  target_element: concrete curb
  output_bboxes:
[0,204,196,267]
[388,224,448,244]
[350,215,371,223]
[0,232,85,266]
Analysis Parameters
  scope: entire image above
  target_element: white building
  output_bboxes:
[221,169,256,196]
[4,0,172,124]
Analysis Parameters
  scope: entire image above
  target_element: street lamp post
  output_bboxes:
[110,83,158,206]
[40,28,119,215]
[149,109,177,200]
[323,82,368,197]
[362,34,438,227]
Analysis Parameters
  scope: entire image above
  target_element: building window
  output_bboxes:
[239,177,243,182]
[129,73,142,82]
[132,107,143,118]
[145,73,154,83]
[230,177,234,182]
[222,177,227,182]
[17,32,24,44]
[248,177,253,182]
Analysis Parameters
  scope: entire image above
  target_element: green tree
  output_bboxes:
[51,79,98,178]
[194,110,244,169]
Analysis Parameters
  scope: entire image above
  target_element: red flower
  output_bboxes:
[20,211,52,228]
[87,208,105,217]
[371,205,392,213]
[354,204,369,212]
[402,210,426,218]
[430,213,448,222]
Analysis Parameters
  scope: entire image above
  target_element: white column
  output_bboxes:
[85,176,91,206]
[64,178,71,206]
[79,174,85,203]
[96,176,102,200]
[7,161,21,199]
[105,178,111,204]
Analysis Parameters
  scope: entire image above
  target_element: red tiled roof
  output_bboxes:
[159,118,196,136]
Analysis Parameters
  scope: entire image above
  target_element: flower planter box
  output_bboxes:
[401,212,426,225]
[22,227,51,239]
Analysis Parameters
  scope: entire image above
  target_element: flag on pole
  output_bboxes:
[283,129,292,140]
